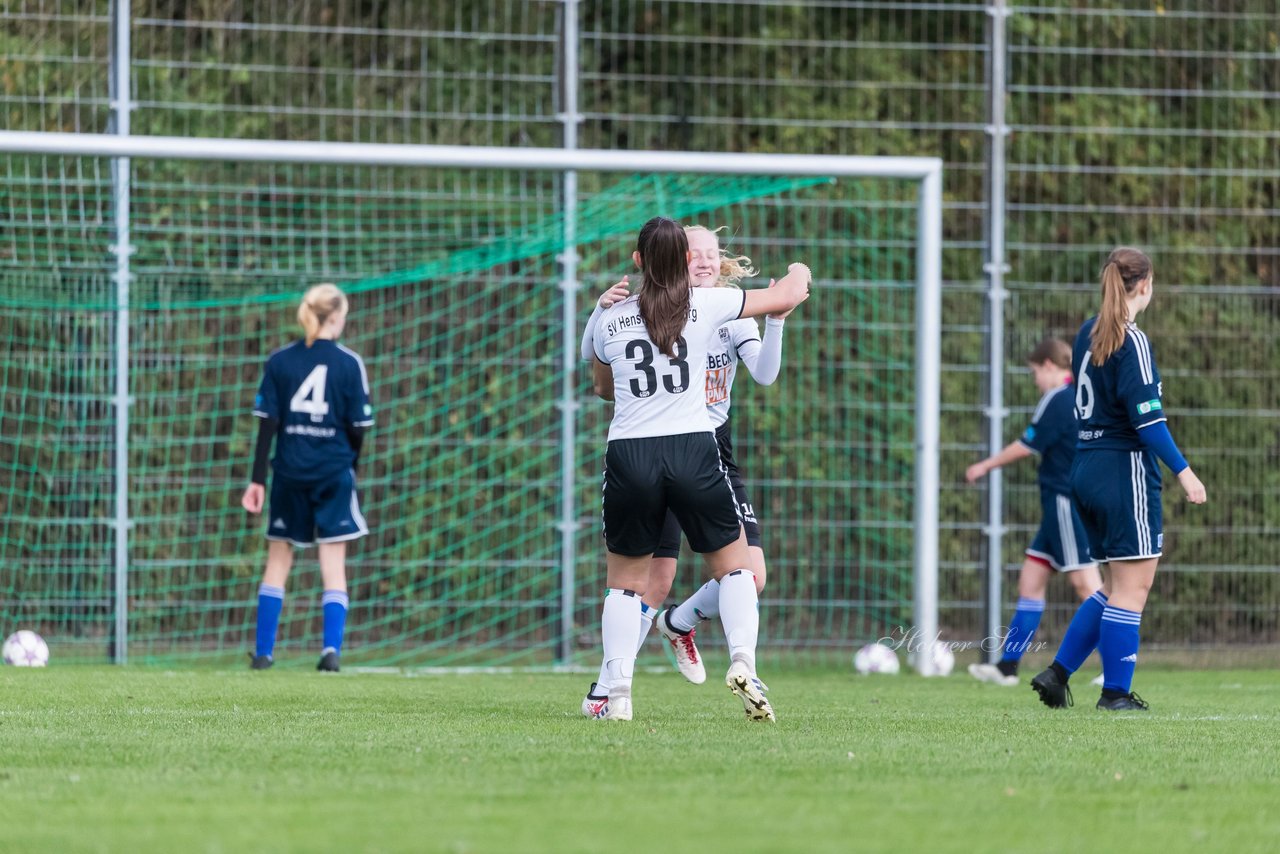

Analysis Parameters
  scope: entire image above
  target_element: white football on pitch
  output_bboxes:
[854,642,900,675]
[914,639,955,677]
[3,630,50,667]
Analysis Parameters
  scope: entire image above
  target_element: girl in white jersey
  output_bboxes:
[579,226,788,711]
[585,216,810,722]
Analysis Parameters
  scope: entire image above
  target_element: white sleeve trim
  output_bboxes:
[337,344,371,394]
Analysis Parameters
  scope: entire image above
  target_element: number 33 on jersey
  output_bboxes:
[593,288,746,442]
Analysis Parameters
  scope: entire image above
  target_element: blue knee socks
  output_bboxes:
[255,583,285,658]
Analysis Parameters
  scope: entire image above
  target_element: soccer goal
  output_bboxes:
[0,130,942,672]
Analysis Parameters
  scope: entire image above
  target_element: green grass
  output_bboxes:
[1,667,1278,853]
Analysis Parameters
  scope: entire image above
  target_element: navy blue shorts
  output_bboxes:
[1070,449,1163,562]
[1025,490,1093,571]
[267,469,368,547]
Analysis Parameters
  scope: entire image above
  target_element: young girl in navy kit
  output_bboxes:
[1031,248,1206,711]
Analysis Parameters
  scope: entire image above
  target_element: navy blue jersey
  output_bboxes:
[1018,381,1077,495]
[253,339,373,483]
[1072,316,1164,453]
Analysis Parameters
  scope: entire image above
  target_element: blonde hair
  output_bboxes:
[1090,247,1151,366]
[684,224,757,286]
[298,283,348,346]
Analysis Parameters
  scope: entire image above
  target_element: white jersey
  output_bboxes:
[705,317,761,427]
[593,287,746,441]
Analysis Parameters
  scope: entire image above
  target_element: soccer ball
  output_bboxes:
[913,639,955,677]
[854,642,900,675]
[3,630,49,667]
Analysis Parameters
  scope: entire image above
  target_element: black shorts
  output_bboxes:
[655,421,759,558]
[601,431,743,557]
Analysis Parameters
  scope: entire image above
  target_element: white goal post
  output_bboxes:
[0,130,943,673]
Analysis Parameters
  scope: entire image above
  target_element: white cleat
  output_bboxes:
[726,660,775,722]
[656,610,707,684]
[601,686,632,721]
[968,663,1019,687]
[581,682,609,719]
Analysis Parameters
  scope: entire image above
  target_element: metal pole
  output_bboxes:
[108,0,133,665]
[0,132,941,180]
[555,0,583,665]
[912,165,943,674]
[983,0,1011,661]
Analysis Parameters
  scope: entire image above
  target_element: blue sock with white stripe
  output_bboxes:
[322,590,349,653]
[1053,590,1108,676]
[1099,605,1142,694]
[1001,597,1045,663]
[255,583,285,658]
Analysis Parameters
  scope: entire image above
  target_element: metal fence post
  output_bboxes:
[982,0,1011,661]
[556,0,583,665]
[108,0,134,664]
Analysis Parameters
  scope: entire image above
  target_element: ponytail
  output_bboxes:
[636,217,692,357]
[1089,247,1151,365]
[298,283,348,346]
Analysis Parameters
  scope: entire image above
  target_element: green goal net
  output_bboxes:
[0,153,921,668]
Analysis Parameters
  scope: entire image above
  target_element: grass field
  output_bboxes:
[1,665,1278,853]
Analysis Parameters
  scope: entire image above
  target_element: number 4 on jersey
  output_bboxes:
[290,365,330,422]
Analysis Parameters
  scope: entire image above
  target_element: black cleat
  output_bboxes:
[249,653,274,670]
[1097,691,1149,711]
[1031,667,1073,708]
[316,650,340,672]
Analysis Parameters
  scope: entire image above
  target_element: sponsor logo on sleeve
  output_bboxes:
[1023,426,1036,442]
[1136,399,1163,415]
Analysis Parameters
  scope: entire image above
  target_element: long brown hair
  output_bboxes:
[1090,247,1151,366]
[636,217,691,357]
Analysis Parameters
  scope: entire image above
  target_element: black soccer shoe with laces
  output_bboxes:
[1096,691,1149,711]
[1030,667,1073,709]
[248,653,274,670]
[316,650,340,672]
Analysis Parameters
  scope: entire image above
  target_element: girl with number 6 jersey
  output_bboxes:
[1031,248,1206,712]
[585,216,810,722]
[240,284,373,673]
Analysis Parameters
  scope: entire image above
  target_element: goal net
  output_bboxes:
[0,140,938,668]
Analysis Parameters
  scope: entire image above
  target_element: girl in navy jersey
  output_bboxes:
[579,226,789,715]
[586,216,810,721]
[966,338,1103,687]
[1031,248,1205,711]
[241,284,373,672]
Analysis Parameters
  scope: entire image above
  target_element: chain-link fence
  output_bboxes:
[3,0,1277,656]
